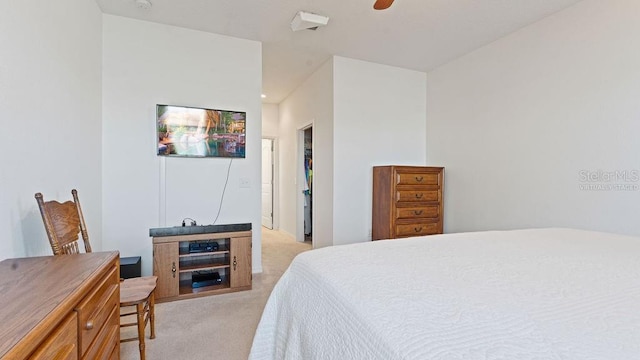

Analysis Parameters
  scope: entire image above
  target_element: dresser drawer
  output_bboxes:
[82,304,119,360]
[396,190,439,202]
[108,339,120,360]
[75,266,119,356]
[29,312,78,360]
[396,172,439,186]
[396,223,440,237]
[396,205,439,220]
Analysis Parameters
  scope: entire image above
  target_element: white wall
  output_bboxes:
[279,59,334,248]
[0,1,103,260]
[102,16,263,275]
[262,104,279,138]
[333,57,427,245]
[426,0,640,235]
[278,56,427,247]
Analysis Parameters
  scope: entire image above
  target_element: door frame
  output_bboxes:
[296,122,313,243]
[262,136,279,230]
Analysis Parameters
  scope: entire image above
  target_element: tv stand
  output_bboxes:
[150,223,252,302]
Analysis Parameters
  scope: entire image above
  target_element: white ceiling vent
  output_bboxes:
[291,11,329,32]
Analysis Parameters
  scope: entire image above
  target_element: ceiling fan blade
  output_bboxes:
[373,0,394,10]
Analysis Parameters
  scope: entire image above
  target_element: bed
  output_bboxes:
[249,228,640,359]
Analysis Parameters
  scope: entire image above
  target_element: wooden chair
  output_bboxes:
[35,189,157,360]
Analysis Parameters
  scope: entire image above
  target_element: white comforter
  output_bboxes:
[249,229,640,360]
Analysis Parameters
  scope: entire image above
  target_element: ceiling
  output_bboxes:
[95,0,583,104]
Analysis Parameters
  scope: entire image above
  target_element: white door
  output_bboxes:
[261,138,274,229]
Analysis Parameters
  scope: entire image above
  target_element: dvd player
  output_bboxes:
[191,272,222,288]
[188,241,219,253]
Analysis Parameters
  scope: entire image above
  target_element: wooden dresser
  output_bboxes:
[372,166,444,240]
[0,252,120,360]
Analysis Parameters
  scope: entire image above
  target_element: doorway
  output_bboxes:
[297,126,312,243]
[261,138,274,229]
[303,128,312,242]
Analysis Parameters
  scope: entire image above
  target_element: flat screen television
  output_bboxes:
[157,104,246,158]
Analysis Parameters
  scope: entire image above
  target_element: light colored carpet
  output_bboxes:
[121,228,312,359]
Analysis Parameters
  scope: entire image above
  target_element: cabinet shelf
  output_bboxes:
[179,278,230,295]
[179,258,230,273]
[178,248,230,258]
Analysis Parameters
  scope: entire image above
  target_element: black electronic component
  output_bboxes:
[188,242,219,253]
[120,256,141,279]
[191,272,222,288]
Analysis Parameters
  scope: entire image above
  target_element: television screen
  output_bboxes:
[157,104,246,158]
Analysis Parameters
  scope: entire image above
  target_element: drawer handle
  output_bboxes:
[85,320,94,330]
[233,256,237,271]
[414,226,423,233]
[415,176,424,182]
[414,210,423,215]
[415,193,423,199]
[171,262,176,278]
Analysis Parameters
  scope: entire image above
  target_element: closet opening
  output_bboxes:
[303,127,312,243]
[296,124,313,245]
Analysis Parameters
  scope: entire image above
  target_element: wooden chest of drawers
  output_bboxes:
[372,166,444,240]
[0,252,120,360]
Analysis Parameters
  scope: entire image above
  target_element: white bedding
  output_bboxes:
[249,229,640,360]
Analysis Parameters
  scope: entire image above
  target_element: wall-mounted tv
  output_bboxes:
[157,104,246,158]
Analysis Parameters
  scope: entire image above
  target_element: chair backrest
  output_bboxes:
[35,189,92,255]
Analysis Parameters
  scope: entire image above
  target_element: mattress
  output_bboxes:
[249,228,640,359]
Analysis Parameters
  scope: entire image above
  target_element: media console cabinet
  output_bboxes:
[150,223,252,303]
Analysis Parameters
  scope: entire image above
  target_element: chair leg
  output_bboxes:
[137,302,146,360]
[149,291,156,339]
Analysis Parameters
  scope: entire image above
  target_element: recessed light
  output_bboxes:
[261,94,267,99]
[135,0,152,10]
